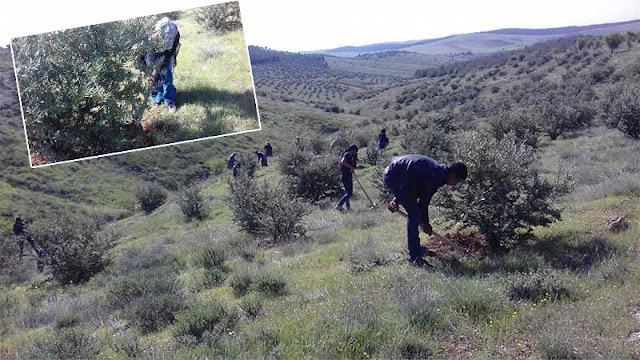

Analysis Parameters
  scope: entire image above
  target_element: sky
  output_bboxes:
[1,0,640,52]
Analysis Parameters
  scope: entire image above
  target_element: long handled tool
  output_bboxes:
[392,208,468,257]
[354,173,377,210]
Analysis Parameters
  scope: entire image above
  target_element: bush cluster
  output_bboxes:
[227,175,310,242]
[195,2,242,32]
[436,132,573,253]
[30,213,115,285]
[135,183,168,214]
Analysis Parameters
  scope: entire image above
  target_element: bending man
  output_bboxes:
[383,154,467,266]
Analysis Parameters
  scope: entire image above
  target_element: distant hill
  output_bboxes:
[308,19,640,57]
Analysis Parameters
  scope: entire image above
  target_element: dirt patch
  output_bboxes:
[425,232,488,257]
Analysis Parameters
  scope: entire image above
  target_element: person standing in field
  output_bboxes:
[256,150,268,167]
[143,17,181,113]
[377,128,389,149]
[334,144,359,212]
[227,153,238,170]
[264,141,273,157]
[383,154,467,267]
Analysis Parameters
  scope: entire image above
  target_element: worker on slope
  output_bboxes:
[334,144,359,212]
[383,154,467,267]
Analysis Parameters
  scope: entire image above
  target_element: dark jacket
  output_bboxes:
[387,154,448,224]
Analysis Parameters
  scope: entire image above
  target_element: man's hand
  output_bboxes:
[148,76,156,85]
[387,199,399,213]
[421,222,433,235]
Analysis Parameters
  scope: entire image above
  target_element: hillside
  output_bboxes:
[313,18,640,56]
[2,25,640,360]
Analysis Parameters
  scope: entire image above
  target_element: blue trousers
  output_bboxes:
[151,58,177,105]
[383,169,422,259]
[337,174,353,207]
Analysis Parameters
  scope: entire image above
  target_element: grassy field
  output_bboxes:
[1,28,640,359]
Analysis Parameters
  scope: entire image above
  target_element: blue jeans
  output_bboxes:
[151,58,177,105]
[383,169,422,259]
[337,174,353,207]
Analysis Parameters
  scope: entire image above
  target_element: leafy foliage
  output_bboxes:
[172,301,239,340]
[12,16,159,162]
[195,1,242,32]
[278,149,343,202]
[31,213,115,284]
[178,184,209,221]
[436,132,573,252]
[227,175,310,242]
[600,83,640,139]
[135,183,168,213]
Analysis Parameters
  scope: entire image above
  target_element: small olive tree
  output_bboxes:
[31,213,115,284]
[12,16,159,162]
[600,83,640,139]
[195,1,242,32]
[227,175,310,242]
[435,132,573,253]
[278,149,342,202]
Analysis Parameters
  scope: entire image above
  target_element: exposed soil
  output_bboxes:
[425,232,488,257]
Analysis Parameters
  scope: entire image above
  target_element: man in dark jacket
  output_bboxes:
[377,129,389,149]
[264,141,273,157]
[334,144,359,212]
[227,153,237,170]
[256,150,268,167]
[383,155,467,266]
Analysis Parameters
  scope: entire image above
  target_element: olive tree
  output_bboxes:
[435,132,573,253]
[12,16,159,162]
[600,83,640,139]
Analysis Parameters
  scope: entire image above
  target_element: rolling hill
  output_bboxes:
[312,18,640,56]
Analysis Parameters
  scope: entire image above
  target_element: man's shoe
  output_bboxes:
[334,205,345,212]
[167,103,177,113]
[408,257,433,268]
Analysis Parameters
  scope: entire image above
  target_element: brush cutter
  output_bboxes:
[354,173,376,210]
[389,205,468,257]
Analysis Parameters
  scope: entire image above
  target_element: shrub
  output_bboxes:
[28,327,100,359]
[239,294,264,318]
[31,213,115,285]
[12,16,157,162]
[227,175,310,242]
[599,83,640,139]
[531,92,593,140]
[364,141,380,166]
[193,247,227,271]
[195,1,242,32]
[106,268,180,309]
[229,273,254,297]
[172,301,239,340]
[308,136,328,155]
[252,274,287,297]
[537,334,578,359]
[178,183,209,221]
[436,132,573,253]
[507,271,572,303]
[135,183,168,213]
[487,106,539,147]
[125,293,184,334]
[400,120,454,161]
[288,157,343,202]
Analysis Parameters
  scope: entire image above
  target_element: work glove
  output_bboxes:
[421,222,433,235]
[387,199,399,213]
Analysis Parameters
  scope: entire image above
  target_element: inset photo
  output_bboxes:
[11,1,260,167]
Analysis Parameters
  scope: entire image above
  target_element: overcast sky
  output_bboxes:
[2,0,640,52]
